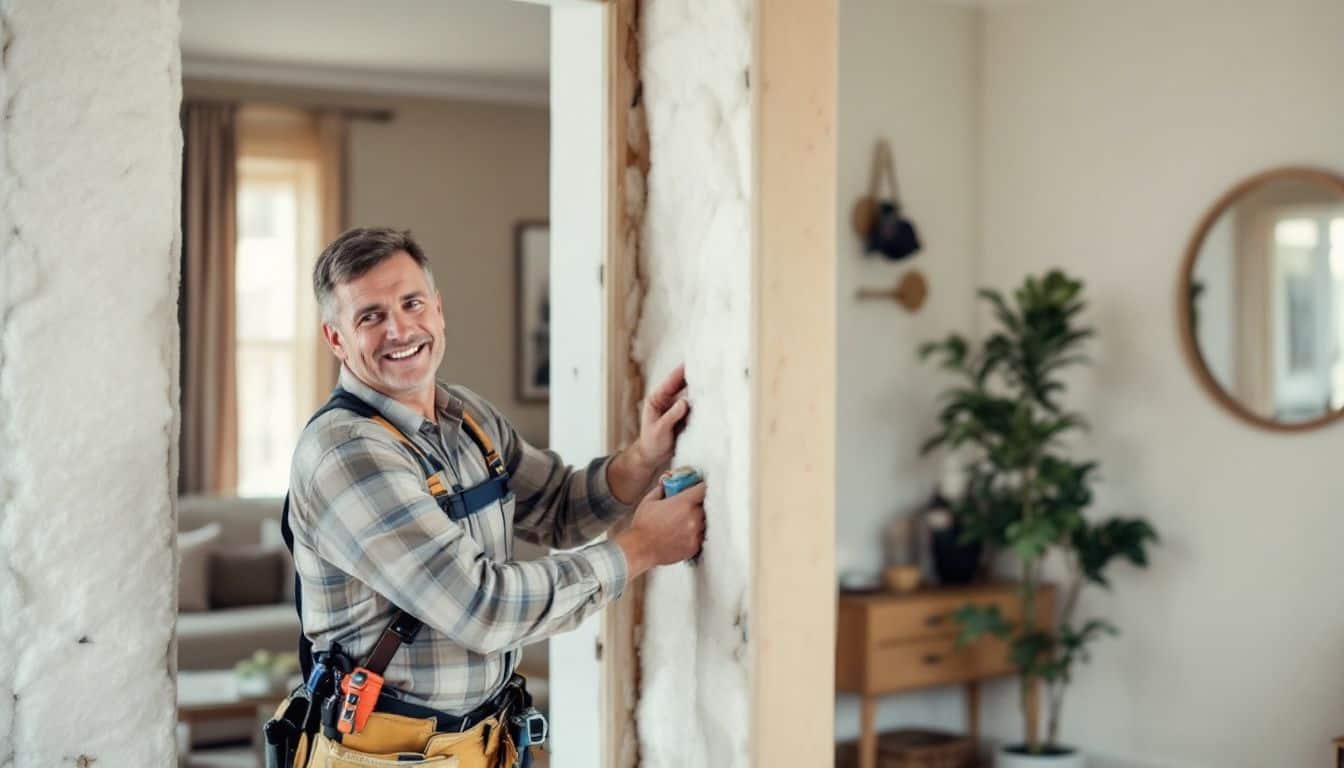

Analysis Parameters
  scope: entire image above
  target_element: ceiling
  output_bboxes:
[180,0,549,101]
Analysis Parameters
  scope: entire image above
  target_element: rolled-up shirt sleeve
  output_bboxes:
[298,432,628,655]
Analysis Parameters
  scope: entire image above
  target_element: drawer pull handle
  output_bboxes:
[922,653,943,665]
[925,614,946,627]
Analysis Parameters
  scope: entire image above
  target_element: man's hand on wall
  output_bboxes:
[607,363,691,503]
[636,363,691,466]
[614,482,707,578]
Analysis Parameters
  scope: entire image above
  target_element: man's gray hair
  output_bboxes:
[314,227,435,322]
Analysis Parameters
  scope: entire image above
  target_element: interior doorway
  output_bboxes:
[172,2,617,765]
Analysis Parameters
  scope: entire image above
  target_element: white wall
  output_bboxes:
[0,1,180,765]
[974,1,1344,766]
[834,0,983,742]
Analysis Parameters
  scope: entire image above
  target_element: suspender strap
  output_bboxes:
[362,610,424,675]
[444,475,511,521]
[461,410,508,478]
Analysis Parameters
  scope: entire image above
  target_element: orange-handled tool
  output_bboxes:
[336,667,384,735]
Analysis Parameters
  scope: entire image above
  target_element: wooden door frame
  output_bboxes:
[748,1,837,763]
[600,2,646,766]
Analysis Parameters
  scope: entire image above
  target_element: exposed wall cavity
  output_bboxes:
[633,0,753,765]
[0,1,182,765]
[613,0,650,764]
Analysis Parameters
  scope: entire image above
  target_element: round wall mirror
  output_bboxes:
[1180,167,1344,431]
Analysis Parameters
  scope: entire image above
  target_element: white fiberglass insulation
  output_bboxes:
[633,0,753,765]
[0,1,181,765]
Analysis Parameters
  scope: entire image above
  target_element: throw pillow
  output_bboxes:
[209,545,284,608]
[178,522,221,612]
[259,517,297,604]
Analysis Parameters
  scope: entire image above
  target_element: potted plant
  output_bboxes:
[233,650,300,697]
[919,270,1158,766]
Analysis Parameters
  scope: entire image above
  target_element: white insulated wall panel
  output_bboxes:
[633,1,753,765]
[0,1,182,765]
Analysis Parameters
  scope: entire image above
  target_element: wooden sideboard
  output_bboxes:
[836,583,1054,768]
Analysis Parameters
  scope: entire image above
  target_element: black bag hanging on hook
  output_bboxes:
[864,140,921,261]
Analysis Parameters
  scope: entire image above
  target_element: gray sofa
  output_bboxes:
[177,495,299,672]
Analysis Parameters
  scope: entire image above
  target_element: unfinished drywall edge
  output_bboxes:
[603,1,649,766]
[0,1,182,765]
[632,0,754,765]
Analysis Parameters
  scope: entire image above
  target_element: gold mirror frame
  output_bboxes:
[1177,166,1344,433]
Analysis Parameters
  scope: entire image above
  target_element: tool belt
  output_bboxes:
[263,640,544,768]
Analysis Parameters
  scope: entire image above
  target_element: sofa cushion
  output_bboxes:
[260,517,297,604]
[178,523,221,612]
[178,494,284,548]
[209,545,284,608]
[177,603,300,671]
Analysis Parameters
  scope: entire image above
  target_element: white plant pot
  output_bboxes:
[995,745,1086,768]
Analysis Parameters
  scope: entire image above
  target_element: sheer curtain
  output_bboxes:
[313,110,348,400]
[233,104,348,494]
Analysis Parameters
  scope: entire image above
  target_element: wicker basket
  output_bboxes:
[835,729,976,768]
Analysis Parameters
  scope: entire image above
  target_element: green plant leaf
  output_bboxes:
[1011,631,1055,677]
[979,288,1021,334]
[1005,517,1058,561]
[919,335,970,373]
[1055,619,1119,668]
[1072,518,1159,586]
[953,603,1013,646]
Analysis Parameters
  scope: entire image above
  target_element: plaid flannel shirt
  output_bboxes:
[287,367,632,714]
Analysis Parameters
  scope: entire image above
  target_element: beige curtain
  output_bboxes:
[313,110,348,400]
[180,101,239,494]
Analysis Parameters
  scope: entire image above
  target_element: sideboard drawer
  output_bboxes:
[835,585,1053,694]
[868,635,1013,692]
[867,591,1020,645]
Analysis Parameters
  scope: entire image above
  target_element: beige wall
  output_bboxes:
[185,78,551,445]
[835,0,982,741]
[839,1,1344,764]
[977,1,1344,765]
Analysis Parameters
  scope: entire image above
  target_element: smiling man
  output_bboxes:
[284,227,704,767]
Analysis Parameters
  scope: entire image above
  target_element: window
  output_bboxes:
[233,105,332,496]
[1271,211,1344,420]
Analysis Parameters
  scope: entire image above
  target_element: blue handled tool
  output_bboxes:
[661,466,702,497]
[661,467,704,563]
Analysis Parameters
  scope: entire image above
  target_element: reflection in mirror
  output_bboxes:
[1186,169,1344,427]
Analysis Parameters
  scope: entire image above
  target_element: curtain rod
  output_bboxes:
[330,107,394,123]
[184,97,395,123]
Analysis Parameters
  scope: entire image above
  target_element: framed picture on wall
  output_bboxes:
[516,221,550,403]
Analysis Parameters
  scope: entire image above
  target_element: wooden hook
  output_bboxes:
[855,270,928,312]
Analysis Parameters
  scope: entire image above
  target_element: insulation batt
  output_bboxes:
[633,0,753,765]
[0,1,182,765]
